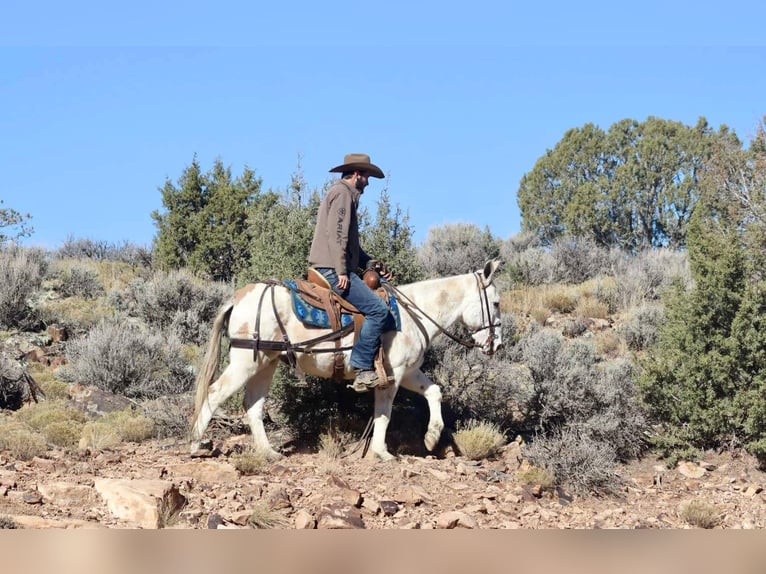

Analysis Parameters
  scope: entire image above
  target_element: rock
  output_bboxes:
[67,384,132,416]
[677,461,706,479]
[206,513,226,529]
[426,468,450,481]
[46,324,69,342]
[166,460,239,484]
[22,491,43,504]
[94,478,187,529]
[379,500,400,516]
[10,515,102,529]
[340,488,362,507]
[435,510,477,529]
[744,485,763,497]
[38,482,96,507]
[317,503,365,529]
[502,441,523,471]
[393,484,428,505]
[294,509,316,529]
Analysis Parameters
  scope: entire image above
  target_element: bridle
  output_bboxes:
[387,272,502,355]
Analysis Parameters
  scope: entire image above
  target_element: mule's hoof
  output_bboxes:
[374,450,397,462]
[264,449,284,463]
[190,440,215,458]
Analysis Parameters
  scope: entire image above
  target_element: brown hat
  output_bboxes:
[329,153,384,179]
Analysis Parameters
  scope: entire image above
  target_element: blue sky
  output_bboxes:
[2,2,765,249]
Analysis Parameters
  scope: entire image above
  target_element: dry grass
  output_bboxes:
[0,420,47,460]
[574,295,609,320]
[247,502,287,529]
[231,449,270,476]
[679,500,721,529]
[36,297,115,331]
[103,410,156,443]
[516,463,556,491]
[14,400,88,447]
[79,421,121,451]
[543,288,577,314]
[318,426,357,460]
[453,420,506,460]
[43,419,84,447]
[594,329,626,358]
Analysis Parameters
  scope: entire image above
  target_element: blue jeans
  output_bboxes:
[316,267,394,370]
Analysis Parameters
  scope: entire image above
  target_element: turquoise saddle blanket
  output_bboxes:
[284,280,401,331]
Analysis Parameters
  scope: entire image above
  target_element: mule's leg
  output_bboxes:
[243,359,282,461]
[369,381,399,462]
[399,369,444,452]
[190,354,257,454]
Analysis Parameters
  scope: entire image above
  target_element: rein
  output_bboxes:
[386,272,500,353]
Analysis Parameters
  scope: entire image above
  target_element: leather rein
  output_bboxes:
[229,272,501,363]
[387,272,501,354]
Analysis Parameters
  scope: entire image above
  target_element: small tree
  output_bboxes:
[152,157,261,282]
[0,200,33,245]
[640,119,766,462]
[243,164,320,283]
[360,189,424,284]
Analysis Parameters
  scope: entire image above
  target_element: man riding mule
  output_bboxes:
[308,153,394,392]
[190,254,504,461]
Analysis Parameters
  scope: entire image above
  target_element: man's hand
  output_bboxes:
[368,259,393,281]
[337,274,349,290]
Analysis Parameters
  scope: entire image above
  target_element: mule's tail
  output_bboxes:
[193,299,234,421]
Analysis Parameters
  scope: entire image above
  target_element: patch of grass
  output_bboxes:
[28,369,71,400]
[318,426,355,460]
[0,420,47,460]
[593,330,625,358]
[530,306,551,326]
[516,463,556,491]
[247,502,287,529]
[79,421,121,451]
[15,399,88,432]
[575,296,609,320]
[36,297,115,332]
[543,288,577,314]
[679,500,721,529]
[232,449,270,476]
[453,420,506,460]
[43,419,85,447]
[102,410,156,443]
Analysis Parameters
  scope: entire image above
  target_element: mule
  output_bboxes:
[190,259,503,461]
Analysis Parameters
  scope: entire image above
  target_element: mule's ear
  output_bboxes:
[482,259,502,283]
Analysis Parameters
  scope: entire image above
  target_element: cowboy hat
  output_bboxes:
[329,153,384,179]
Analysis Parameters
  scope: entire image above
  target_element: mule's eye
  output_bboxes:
[493,301,500,309]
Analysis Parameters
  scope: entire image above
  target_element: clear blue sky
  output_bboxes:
[2,1,765,249]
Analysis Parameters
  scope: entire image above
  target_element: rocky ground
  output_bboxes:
[2,430,766,529]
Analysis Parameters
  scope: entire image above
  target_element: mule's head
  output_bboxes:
[464,259,503,355]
